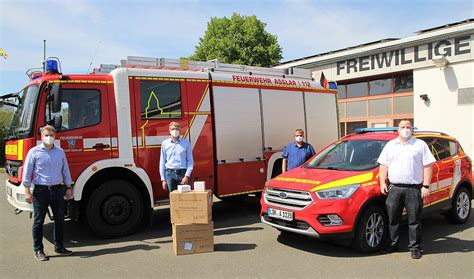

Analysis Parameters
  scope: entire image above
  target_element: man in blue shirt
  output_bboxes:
[23,125,73,261]
[282,129,316,173]
[160,122,194,192]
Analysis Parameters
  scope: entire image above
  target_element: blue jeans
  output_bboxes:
[165,169,187,192]
[32,186,66,252]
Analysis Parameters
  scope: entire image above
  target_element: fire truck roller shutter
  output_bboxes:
[260,89,305,152]
[304,92,339,152]
[212,86,263,162]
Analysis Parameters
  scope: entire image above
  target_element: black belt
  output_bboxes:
[166,169,186,173]
[35,184,62,190]
[391,183,422,188]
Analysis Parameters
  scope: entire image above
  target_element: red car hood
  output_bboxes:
[268,166,378,192]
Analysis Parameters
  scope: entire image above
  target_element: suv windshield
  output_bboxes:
[305,139,388,171]
[7,84,40,139]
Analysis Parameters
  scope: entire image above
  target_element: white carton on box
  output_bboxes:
[194,181,206,191]
[177,185,191,192]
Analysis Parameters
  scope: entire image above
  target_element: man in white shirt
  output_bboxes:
[377,120,436,259]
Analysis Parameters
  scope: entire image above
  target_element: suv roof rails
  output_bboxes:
[413,131,450,136]
[354,127,399,134]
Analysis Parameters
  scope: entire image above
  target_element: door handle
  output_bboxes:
[93,143,110,149]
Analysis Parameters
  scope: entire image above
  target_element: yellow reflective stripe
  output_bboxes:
[48,80,112,84]
[218,189,261,197]
[17,140,24,160]
[311,172,373,192]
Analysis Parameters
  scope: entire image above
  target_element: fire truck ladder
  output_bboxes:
[92,56,313,80]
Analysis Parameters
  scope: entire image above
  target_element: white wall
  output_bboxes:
[414,61,474,162]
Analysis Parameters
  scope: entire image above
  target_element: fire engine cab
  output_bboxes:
[3,56,339,237]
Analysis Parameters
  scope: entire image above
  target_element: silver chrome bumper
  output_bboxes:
[5,180,33,212]
[261,216,320,238]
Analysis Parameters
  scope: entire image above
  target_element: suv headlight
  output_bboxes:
[315,184,359,200]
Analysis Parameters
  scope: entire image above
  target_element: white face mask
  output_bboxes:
[295,136,304,143]
[399,128,412,139]
[170,129,180,138]
[43,135,55,145]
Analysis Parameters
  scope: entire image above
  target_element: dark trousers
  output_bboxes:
[165,169,187,192]
[32,187,66,252]
[385,185,423,251]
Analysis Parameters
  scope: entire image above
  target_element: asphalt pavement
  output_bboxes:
[0,173,473,278]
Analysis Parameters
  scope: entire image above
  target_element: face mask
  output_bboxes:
[399,128,412,138]
[170,130,180,138]
[43,136,55,145]
[295,136,304,143]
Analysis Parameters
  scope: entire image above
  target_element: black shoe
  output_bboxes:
[55,247,73,256]
[411,249,422,259]
[34,250,49,261]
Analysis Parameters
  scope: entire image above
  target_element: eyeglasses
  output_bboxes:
[294,135,304,137]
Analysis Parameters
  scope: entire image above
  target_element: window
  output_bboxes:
[346,121,367,134]
[338,103,345,118]
[140,81,182,119]
[369,98,392,116]
[369,78,392,95]
[394,74,413,92]
[46,89,101,131]
[421,138,451,161]
[347,82,368,98]
[393,96,413,114]
[339,122,346,137]
[337,85,346,99]
[346,101,367,118]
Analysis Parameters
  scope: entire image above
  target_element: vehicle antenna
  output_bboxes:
[87,41,102,73]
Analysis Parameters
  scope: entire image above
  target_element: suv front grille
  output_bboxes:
[264,187,313,210]
[262,214,310,230]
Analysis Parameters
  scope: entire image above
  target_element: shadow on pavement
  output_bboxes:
[42,195,262,257]
[214,243,257,252]
[276,210,473,257]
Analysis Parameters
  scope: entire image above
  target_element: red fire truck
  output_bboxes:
[3,56,339,237]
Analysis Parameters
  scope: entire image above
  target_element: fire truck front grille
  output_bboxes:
[264,187,313,210]
[5,160,21,178]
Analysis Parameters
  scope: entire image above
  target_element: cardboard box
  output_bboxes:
[170,190,212,224]
[172,222,214,256]
[193,181,206,191]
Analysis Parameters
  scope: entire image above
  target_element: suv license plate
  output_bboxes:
[268,208,294,221]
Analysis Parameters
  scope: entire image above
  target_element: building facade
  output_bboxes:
[277,19,473,161]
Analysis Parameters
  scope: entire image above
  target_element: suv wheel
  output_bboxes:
[445,187,471,224]
[352,205,388,253]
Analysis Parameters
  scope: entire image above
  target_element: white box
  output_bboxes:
[177,185,191,192]
[194,181,206,191]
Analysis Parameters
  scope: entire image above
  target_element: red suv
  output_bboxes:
[261,128,472,253]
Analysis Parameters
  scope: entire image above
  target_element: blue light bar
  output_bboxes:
[328,82,337,89]
[45,59,59,73]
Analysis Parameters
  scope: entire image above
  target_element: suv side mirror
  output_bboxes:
[53,115,63,130]
[49,83,62,113]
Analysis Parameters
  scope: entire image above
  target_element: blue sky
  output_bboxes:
[0,0,472,93]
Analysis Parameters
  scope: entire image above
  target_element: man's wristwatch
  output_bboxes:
[422,185,430,189]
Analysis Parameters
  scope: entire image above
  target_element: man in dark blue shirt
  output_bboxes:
[282,129,316,173]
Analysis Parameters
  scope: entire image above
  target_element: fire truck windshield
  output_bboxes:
[7,84,39,139]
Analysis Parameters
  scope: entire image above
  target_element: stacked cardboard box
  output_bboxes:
[170,189,214,256]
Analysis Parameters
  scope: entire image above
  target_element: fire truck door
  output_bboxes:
[43,83,112,180]
[130,77,190,200]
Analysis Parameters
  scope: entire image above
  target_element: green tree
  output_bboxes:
[0,109,13,166]
[190,13,283,67]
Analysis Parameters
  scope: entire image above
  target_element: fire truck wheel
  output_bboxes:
[352,205,388,254]
[445,187,471,224]
[86,180,144,237]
